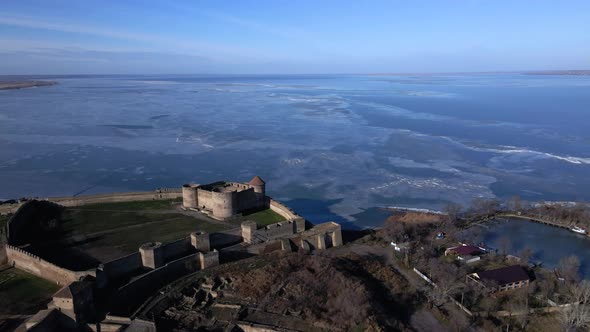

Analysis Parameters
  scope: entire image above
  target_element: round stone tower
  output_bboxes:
[249,175,266,195]
[182,184,198,209]
[212,190,235,219]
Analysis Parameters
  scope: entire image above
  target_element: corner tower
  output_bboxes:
[249,175,266,195]
[182,184,198,209]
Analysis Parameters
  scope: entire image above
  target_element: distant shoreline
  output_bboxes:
[366,69,590,76]
[0,81,57,90]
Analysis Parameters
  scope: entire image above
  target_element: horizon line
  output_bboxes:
[1,69,589,78]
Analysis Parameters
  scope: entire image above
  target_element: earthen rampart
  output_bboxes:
[7,200,62,246]
[5,244,93,285]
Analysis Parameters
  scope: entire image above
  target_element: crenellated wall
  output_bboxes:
[5,244,93,285]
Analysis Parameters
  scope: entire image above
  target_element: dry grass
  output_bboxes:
[386,211,444,224]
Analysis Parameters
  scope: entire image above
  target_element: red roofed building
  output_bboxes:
[249,175,265,186]
[467,265,531,292]
[445,245,484,256]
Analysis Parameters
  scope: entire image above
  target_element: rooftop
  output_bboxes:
[249,176,265,186]
[53,280,92,299]
[474,265,530,286]
[451,245,484,256]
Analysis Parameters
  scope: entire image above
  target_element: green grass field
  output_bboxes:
[75,198,182,212]
[0,268,60,315]
[62,209,187,235]
[243,209,286,226]
[84,215,227,254]
[56,199,230,262]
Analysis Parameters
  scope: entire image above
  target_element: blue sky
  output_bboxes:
[1,0,589,74]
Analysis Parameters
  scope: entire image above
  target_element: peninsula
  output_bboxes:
[0,80,57,90]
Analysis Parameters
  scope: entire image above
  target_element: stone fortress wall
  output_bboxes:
[268,199,300,220]
[0,188,183,215]
[109,232,219,314]
[5,245,94,285]
[50,188,182,207]
[98,252,143,282]
[240,197,343,252]
[4,176,345,327]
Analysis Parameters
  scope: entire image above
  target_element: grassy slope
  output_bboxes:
[61,198,216,236]
[243,209,286,226]
[0,268,60,315]
[86,216,226,253]
[75,198,182,212]
[57,199,228,259]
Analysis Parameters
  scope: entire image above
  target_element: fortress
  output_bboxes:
[182,176,267,219]
[0,176,343,331]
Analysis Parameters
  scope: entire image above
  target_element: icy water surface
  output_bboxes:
[1,74,589,227]
[474,218,590,278]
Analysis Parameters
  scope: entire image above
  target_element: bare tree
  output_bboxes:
[444,203,462,224]
[471,198,501,216]
[512,287,533,330]
[537,275,556,302]
[498,236,512,256]
[558,255,581,284]
[518,247,534,265]
[427,258,463,308]
[561,281,590,332]
[508,196,523,212]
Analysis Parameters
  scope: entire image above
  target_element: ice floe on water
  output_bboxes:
[1,74,589,227]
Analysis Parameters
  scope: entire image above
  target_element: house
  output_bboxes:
[466,265,531,292]
[445,244,485,263]
[445,244,484,256]
[49,278,95,323]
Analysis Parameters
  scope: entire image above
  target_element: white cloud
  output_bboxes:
[0,14,269,61]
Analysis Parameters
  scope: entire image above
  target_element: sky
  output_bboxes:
[1,0,589,74]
